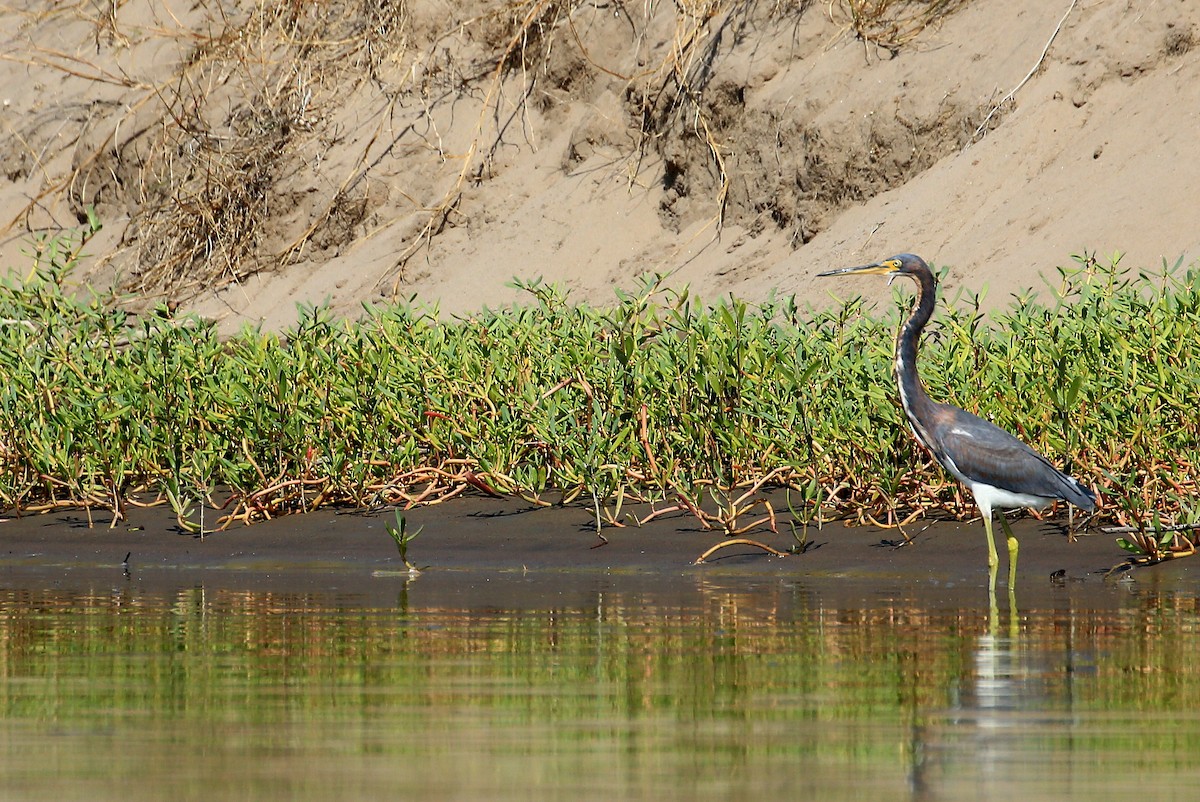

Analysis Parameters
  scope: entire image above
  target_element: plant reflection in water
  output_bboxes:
[0,574,1192,801]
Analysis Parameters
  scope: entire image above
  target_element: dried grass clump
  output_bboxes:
[126,1,414,294]
[833,0,972,50]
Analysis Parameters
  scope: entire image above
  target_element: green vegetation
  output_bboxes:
[1,226,1197,553]
[385,510,424,574]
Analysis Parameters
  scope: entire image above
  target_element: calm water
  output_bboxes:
[0,569,1198,800]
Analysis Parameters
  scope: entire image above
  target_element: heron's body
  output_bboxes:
[818,254,1096,586]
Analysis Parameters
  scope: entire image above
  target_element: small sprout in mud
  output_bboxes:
[386,509,423,575]
[785,483,820,554]
[788,520,813,555]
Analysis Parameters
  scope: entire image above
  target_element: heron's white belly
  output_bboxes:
[967,481,1052,516]
[941,454,1052,516]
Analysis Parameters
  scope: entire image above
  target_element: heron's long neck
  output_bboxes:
[894,270,939,444]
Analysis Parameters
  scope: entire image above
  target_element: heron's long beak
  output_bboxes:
[816,261,897,278]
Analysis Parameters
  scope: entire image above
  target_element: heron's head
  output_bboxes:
[817,253,930,285]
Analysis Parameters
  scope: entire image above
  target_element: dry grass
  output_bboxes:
[3,1,414,295]
[831,0,972,50]
[1,0,973,301]
[122,1,415,293]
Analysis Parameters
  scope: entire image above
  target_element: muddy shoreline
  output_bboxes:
[1,494,1193,610]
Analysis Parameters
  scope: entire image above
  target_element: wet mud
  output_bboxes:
[0,494,1192,610]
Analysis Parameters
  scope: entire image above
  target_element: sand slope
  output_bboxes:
[0,1,1196,327]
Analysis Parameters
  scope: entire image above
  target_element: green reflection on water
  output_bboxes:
[0,576,1198,800]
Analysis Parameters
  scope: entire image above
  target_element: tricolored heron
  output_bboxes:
[818,254,1096,588]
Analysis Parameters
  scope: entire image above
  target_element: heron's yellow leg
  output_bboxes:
[982,514,999,569]
[983,514,1000,598]
[998,515,1020,590]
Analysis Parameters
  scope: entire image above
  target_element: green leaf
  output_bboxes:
[1116,538,1145,555]
[1065,374,1084,407]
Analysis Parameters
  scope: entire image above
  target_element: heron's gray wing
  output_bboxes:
[932,404,1096,510]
